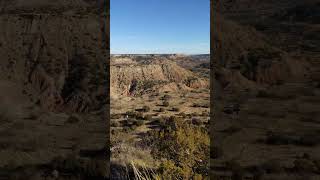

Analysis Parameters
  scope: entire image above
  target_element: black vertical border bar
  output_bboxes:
[100,0,110,178]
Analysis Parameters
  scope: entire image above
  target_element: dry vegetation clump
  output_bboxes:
[145,116,210,179]
[124,111,152,121]
[111,113,122,119]
[143,114,153,121]
[125,111,144,120]
[192,103,209,108]
[135,113,144,120]
[191,118,203,126]
[141,105,151,112]
[111,130,157,178]
[133,120,144,126]
[162,101,169,107]
[177,112,187,118]
[171,107,180,112]
[160,94,172,101]
[111,121,121,127]
[150,117,165,126]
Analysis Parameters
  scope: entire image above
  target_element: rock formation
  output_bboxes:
[110,56,209,97]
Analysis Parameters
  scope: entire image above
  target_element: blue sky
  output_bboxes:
[111,0,210,54]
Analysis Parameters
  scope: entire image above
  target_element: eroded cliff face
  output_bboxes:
[0,1,107,112]
[110,58,208,97]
